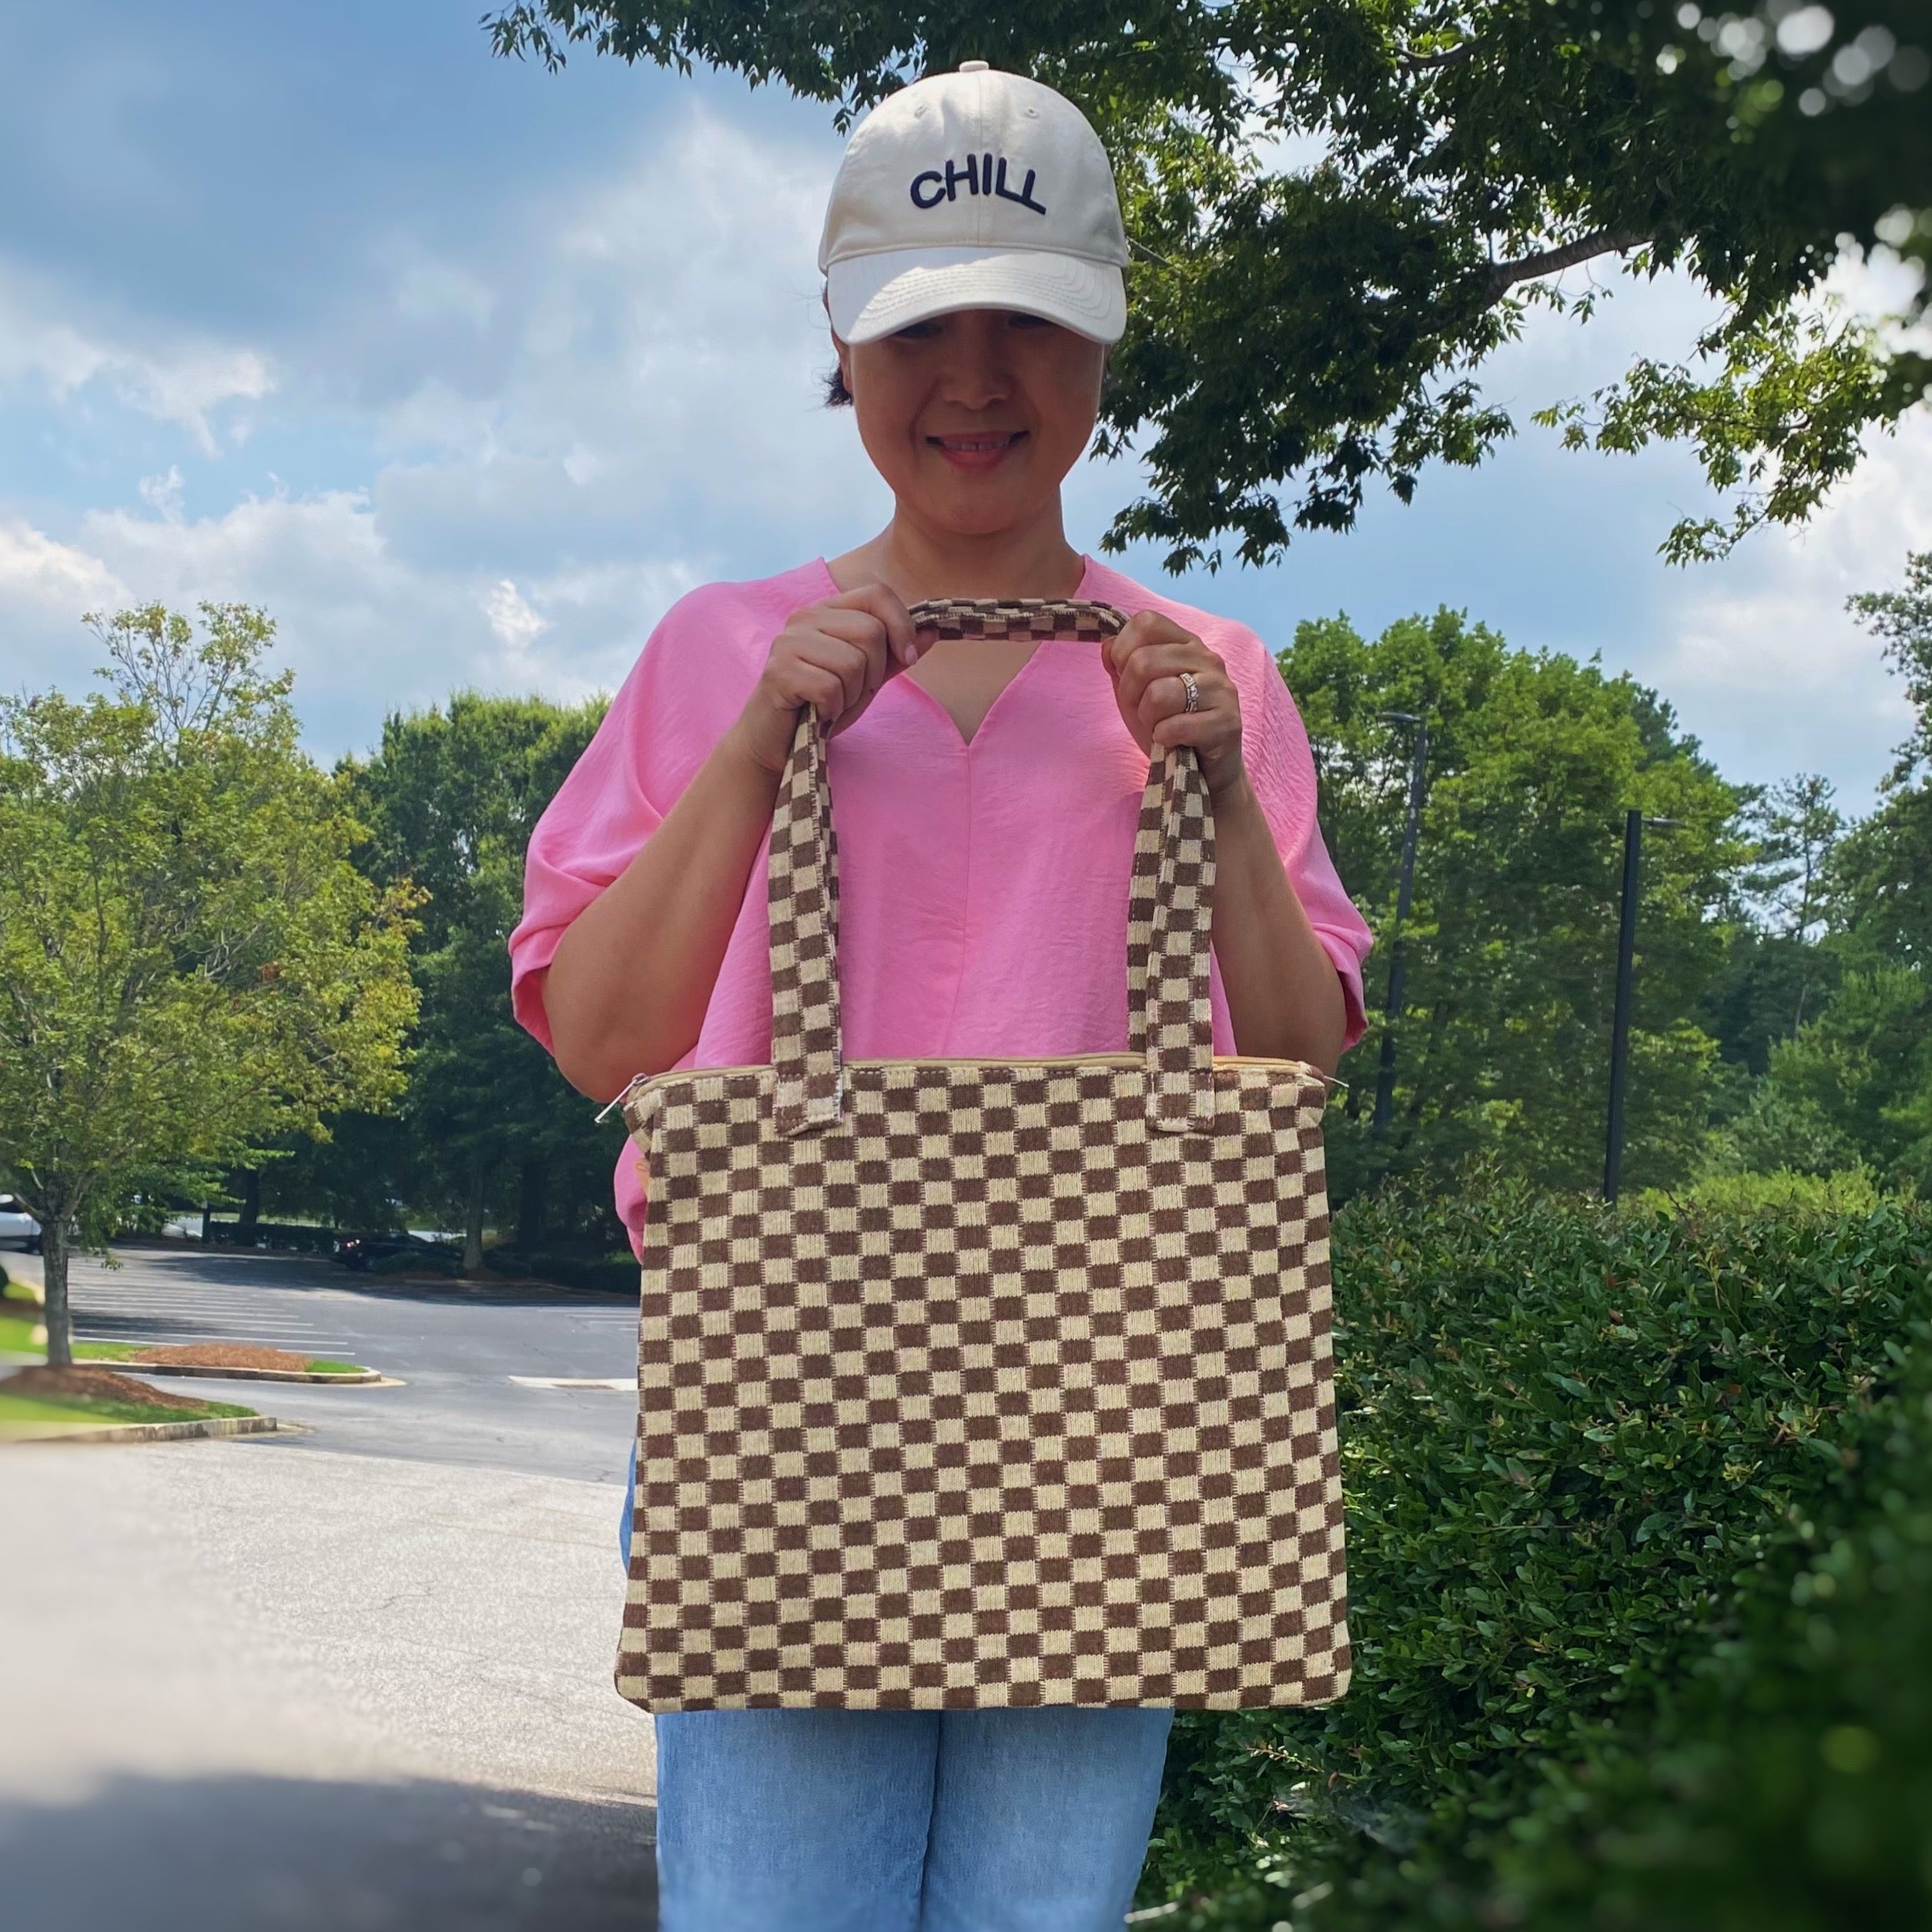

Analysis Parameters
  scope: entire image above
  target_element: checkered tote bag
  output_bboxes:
[615,598,1349,1712]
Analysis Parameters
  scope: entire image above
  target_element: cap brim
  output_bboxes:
[826,246,1127,346]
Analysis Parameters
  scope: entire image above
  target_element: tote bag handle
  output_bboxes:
[768,598,1217,1137]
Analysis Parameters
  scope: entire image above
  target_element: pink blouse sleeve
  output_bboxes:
[507,585,752,1053]
[1235,635,1375,1049]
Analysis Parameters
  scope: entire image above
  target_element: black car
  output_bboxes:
[334,1231,464,1275]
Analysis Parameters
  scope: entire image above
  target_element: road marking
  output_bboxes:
[508,1376,632,1391]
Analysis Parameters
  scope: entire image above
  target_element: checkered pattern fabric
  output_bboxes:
[768,699,842,1136]
[617,598,1349,1713]
[909,598,1126,643]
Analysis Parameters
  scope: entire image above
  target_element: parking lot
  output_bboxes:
[1,1243,657,1931]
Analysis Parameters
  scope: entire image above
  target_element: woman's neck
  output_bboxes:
[827,505,1086,604]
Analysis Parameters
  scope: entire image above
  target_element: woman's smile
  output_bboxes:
[929,429,1028,471]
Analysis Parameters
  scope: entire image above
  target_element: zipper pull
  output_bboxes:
[595,1073,651,1124]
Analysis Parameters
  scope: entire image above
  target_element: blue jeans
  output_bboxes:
[655,1706,1174,1930]
[621,1450,1174,1930]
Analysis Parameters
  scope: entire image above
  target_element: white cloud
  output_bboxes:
[0,518,127,622]
[392,259,497,332]
[1505,254,1932,795]
[1651,415,1932,785]
[137,465,185,521]
[0,263,273,453]
[483,578,546,651]
[0,107,844,748]
[357,104,886,576]
[0,480,705,757]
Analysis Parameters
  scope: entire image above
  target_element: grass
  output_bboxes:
[0,1314,367,1374]
[0,1312,42,1353]
[0,1389,256,1427]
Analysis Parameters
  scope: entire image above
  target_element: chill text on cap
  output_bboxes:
[909,153,1047,216]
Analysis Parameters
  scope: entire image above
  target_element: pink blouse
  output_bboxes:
[510,555,1374,1254]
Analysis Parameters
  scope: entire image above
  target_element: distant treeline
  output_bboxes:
[1299,552,1931,1201]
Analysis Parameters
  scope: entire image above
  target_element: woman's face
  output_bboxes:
[836,309,1107,538]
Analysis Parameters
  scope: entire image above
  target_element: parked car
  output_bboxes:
[0,1196,42,1252]
[334,1231,464,1275]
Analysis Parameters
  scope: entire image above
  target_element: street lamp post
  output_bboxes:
[1602,812,1678,1204]
[1371,712,1429,1144]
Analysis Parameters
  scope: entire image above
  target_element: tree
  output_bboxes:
[1281,608,1746,1197]
[1762,963,1932,1184]
[0,606,417,1363]
[488,0,1930,568]
[1699,769,1846,1078]
[256,1108,430,1232]
[1849,545,1932,791]
[329,693,621,1270]
[1829,781,1932,965]
[1748,772,1843,949]
[1747,547,1932,1187]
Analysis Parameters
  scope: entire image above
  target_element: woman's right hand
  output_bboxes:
[729,584,929,777]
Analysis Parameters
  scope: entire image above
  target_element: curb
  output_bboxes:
[0,1413,286,1446]
[129,1362,386,1385]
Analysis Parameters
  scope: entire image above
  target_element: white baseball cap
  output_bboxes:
[819,62,1129,347]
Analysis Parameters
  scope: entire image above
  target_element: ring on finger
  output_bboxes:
[1180,671,1200,714]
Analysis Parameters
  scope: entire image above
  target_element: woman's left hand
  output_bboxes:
[1104,611,1245,800]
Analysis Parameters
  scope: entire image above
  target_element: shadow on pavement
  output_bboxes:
[0,1772,656,1932]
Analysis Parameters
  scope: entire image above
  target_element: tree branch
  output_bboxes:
[1488,229,1649,301]
[1400,43,1476,74]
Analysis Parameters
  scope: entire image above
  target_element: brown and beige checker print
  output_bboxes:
[617,598,1349,1712]
[908,597,1127,643]
[767,688,842,1137]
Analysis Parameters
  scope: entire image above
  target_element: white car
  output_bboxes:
[0,1196,42,1251]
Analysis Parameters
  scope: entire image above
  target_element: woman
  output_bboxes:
[511,59,1371,1932]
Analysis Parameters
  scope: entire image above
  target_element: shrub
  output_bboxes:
[1697,1084,1860,1181]
[1137,1184,1932,1930]
[1481,1367,1932,1930]
[1642,1167,1897,1220]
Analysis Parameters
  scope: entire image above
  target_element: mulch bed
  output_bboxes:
[132,1343,315,1372]
[4,1364,193,1408]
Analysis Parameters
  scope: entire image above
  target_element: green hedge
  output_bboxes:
[1139,1185,1932,1930]
[1641,1167,1899,1219]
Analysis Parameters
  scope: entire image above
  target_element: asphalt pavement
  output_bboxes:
[0,1242,658,1932]
[57,1243,640,1482]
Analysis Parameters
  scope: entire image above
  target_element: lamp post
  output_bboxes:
[1602,812,1678,1204]
[1371,711,1429,1144]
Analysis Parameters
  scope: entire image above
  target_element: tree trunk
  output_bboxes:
[42,1217,73,1368]
[238,1167,262,1230]
[463,1155,488,1277]
[516,1158,547,1253]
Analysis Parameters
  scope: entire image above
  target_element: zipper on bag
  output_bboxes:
[594,1073,652,1123]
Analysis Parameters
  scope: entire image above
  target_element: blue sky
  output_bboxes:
[3,0,1927,815]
